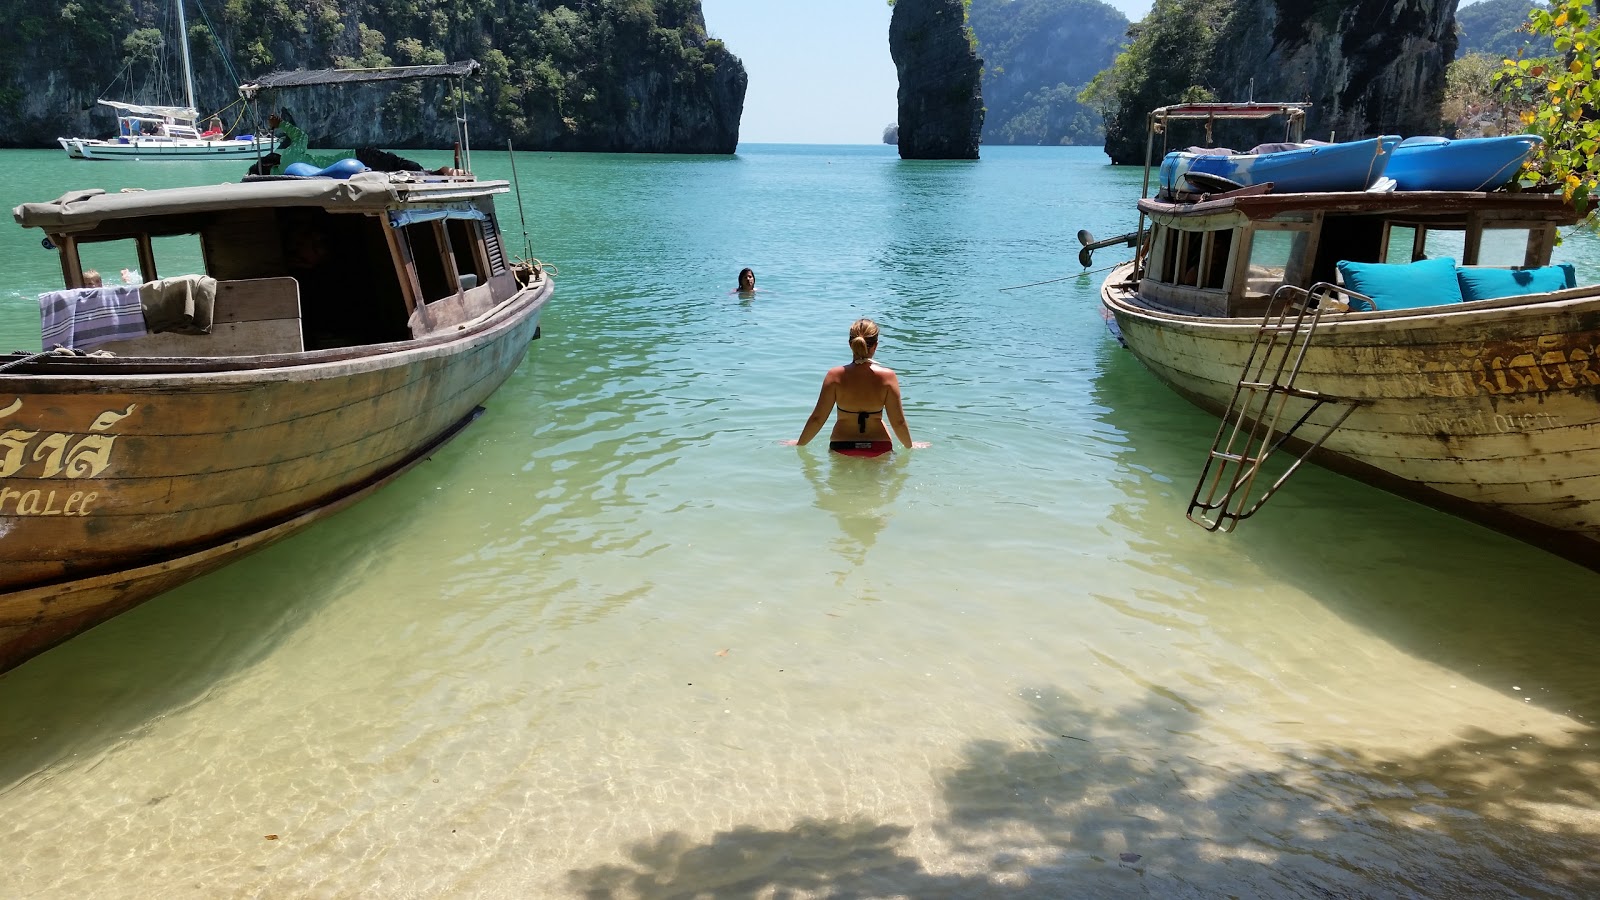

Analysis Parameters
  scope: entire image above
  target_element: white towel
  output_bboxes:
[37,285,147,350]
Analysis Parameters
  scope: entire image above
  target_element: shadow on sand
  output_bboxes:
[567,688,1600,898]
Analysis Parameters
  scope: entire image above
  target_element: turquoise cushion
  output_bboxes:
[1336,257,1463,310]
[1456,263,1576,301]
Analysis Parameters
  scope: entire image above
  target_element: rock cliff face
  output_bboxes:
[890,0,985,160]
[1101,0,1457,163]
[1211,0,1458,142]
[0,0,746,153]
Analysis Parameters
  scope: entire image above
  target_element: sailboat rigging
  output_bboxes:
[58,0,274,161]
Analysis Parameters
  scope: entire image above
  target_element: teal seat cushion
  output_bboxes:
[1336,257,1463,310]
[1456,263,1576,301]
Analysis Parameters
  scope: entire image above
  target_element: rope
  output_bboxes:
[0,347,107,374]
[998,257,1131,291]
[192,0,244,90]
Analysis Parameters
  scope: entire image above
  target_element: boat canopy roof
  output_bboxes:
[13,172,508,233]
[239,61,479,97]
[99,100,198,120]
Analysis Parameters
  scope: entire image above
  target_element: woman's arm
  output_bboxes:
[884,372,915,448]
[796,373,839,445]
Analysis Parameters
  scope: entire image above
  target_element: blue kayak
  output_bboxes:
[1159,135,1401,195]
[1384,135,1542,191]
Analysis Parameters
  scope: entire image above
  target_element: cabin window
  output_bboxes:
[446,219,486,290]
[1478,227,1537,267]
[404,222,457,304]
[1243,227,1310,298]
[78,238,148,286]
[1202,230,1233,290]
[151,234,205,277]
[1383,223,1467,264]
[1155,226,1178,284]
[1383,224,1423,263]
[1176,232,1204,286]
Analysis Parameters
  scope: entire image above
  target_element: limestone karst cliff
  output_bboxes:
[0,0,746,154]
[1101,0,1458,164]
[889,0,986,160]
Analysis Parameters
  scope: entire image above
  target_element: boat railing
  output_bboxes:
[1187,281,1360,532]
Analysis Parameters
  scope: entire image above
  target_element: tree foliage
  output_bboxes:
[1,0,744,150]
[969,0,1127,145]
[1443,51,1530,137]
[1458,0,1556,58]
[1498,0,1599,216]
[1090,0,1231,164]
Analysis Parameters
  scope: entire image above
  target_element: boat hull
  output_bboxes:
[59,136,276,161]
[0,277,552,673]
[1103,269,1600,566]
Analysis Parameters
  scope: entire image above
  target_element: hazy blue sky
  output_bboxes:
[698,0,1484,145]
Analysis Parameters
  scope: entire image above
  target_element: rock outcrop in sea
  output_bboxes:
[889,0,985,160]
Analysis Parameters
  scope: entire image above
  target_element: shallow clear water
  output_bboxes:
[1,145,1598,898]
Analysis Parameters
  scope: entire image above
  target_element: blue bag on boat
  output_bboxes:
[284,158,369,179]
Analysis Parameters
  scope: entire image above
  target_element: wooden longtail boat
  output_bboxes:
[1098,102,1600,570]
[1,70,553,674]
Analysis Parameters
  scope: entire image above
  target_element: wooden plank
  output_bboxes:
[96,277,305,357]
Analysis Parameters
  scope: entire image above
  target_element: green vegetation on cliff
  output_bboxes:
[969,0,1128,145]
[0,0,746,152]
[1457,0,1554,59]
[1082,0,1231,163]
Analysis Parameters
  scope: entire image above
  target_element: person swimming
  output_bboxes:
[735,267,757,295]
[788,318,926,457]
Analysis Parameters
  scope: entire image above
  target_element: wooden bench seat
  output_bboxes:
[98,277,303,357]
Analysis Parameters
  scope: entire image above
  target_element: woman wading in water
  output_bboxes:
[789,318,926,457]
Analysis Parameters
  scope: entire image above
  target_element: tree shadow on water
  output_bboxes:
[568,690,1600,899]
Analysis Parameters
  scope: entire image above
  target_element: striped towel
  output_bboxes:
[37,285,147,350]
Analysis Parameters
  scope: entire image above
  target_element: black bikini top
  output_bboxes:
[838,407,883,433]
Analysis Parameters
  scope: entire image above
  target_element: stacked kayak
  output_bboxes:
[1159,136,1400,196]
[1157,133,1540,197]
[1384,135,1542,191]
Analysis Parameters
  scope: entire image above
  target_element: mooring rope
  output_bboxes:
[0,347,105,375]
[999,257,1132,291]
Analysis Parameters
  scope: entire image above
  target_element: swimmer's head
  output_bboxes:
[737,267,755,291]
[849,318,879,362]
[82,269,102,287]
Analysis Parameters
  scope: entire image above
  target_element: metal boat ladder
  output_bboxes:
[1187,282,1363,531]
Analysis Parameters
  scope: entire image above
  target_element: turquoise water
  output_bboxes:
[1,145,1598,897]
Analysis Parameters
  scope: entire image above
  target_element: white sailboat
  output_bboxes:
[57,0,274,161]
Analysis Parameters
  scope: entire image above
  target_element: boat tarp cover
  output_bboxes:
[13,174,508,232]
[239,61,479,96]
[99,100,199,120]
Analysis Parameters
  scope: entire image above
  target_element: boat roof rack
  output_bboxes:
[238,61,480,98]
[1148,102,1309,125]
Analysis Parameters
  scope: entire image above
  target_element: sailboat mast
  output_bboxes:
[176,0,196,113]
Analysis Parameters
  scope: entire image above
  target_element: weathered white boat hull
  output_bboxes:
[1104,265,1600,563]
[58,136,275,161]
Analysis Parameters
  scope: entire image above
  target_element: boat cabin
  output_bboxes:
[1133,191,1581,318]
[15,173,522,356]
